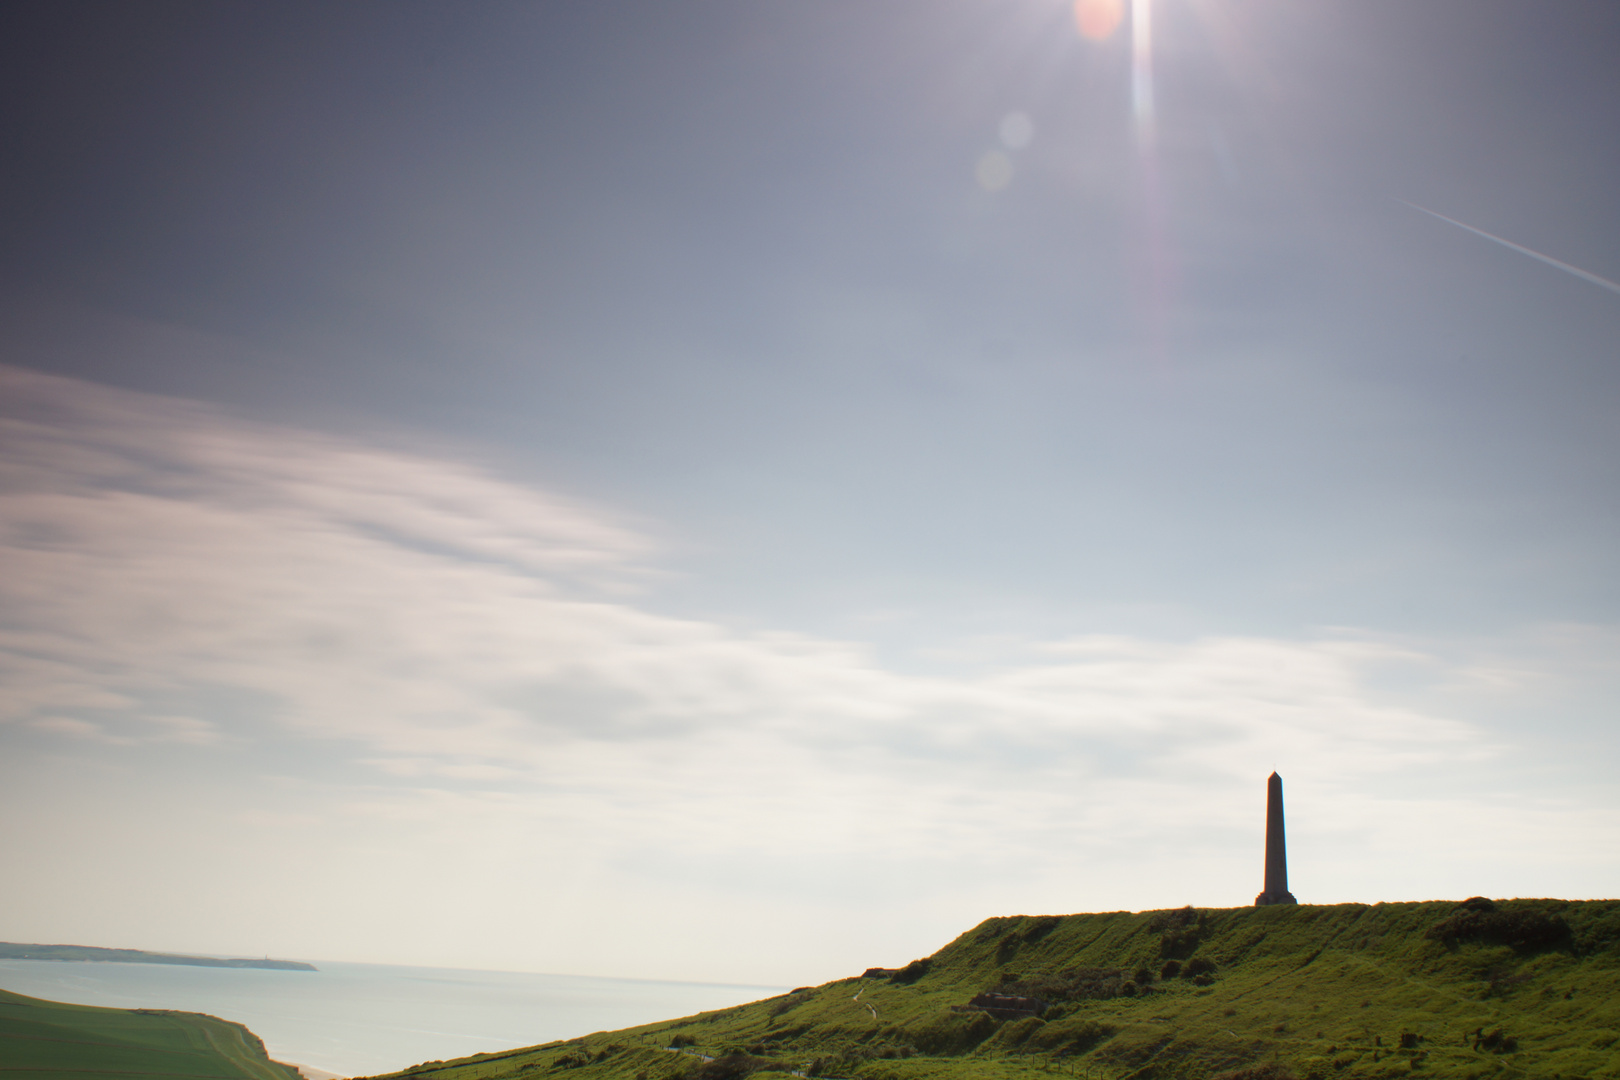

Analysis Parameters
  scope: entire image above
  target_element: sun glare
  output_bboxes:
[1074,0,1124,41]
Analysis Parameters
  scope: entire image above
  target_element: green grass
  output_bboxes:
[0,986,303,1080]
[361,898,1620,1080]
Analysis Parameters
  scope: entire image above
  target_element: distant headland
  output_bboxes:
[0,942,317,971]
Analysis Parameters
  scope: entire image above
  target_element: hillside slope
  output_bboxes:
[365,899,1620,1080]
[0,986,303,1080]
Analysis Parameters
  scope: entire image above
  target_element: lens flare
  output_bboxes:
[976,150,1014,191]
[1074,0,1124,41]
[1132,0,1154,144]
[999,111,1034,150]
[1128,0,1169,368]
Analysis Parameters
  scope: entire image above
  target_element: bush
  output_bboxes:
[692,1054,772,1080]
[1184,957,1218,979]
[891,957,933,985]
[1160,959,1182,980]
[1147,906,1199,932]
[1166,919,1205,958]
[999,967,1128,1002]
[1427,905,1571,952]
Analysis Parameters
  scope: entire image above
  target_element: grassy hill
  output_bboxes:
[0,986,303,1080]
[362,898,1620,1080]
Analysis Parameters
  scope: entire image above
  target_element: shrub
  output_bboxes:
[1160,959,1182,980]
[1427,905,1571,952]
[999,967,1128,1002]
[1161,924,1205,959]
[1148,906,1199,932]
[693,1054,772,1080]
[891,957,933,985]
[1184,957,1218,979]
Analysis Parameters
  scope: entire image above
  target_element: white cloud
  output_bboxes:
[1,364,1615,983]
[145,715,223,745]
[29,716,126,743]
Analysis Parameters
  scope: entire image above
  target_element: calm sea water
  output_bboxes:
[0,959,781,1077]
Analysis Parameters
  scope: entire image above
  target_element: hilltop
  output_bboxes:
[0,985,303,1080]
[365,898,1620,1080]
[0,942,317,972]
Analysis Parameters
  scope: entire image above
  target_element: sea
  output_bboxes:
[0,958,783,1078]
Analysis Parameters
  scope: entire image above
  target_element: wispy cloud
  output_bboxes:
[1,365,1612,981]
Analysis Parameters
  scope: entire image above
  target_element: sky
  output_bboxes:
[1,0,1618,988]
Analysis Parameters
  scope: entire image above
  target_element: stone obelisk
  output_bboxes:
[1254,771,1297,906]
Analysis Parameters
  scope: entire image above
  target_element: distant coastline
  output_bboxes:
[0,941,317,972]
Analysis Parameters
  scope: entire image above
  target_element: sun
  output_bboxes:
[1074,0,1124,40]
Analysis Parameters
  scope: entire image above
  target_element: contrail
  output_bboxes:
[1401,200,1620,297]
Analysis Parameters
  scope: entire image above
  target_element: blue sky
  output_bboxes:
[2,0,1618,985]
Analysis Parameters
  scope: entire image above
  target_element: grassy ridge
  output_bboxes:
[365,899,1620,1080]
[0,986,303,1080]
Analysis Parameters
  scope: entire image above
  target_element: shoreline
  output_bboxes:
[283,1063,346,1080]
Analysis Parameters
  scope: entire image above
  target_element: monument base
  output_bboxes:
[1254,890,1297,906]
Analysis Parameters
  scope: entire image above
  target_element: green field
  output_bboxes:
[361,898,1620,1080]
[0,986,302,1080]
